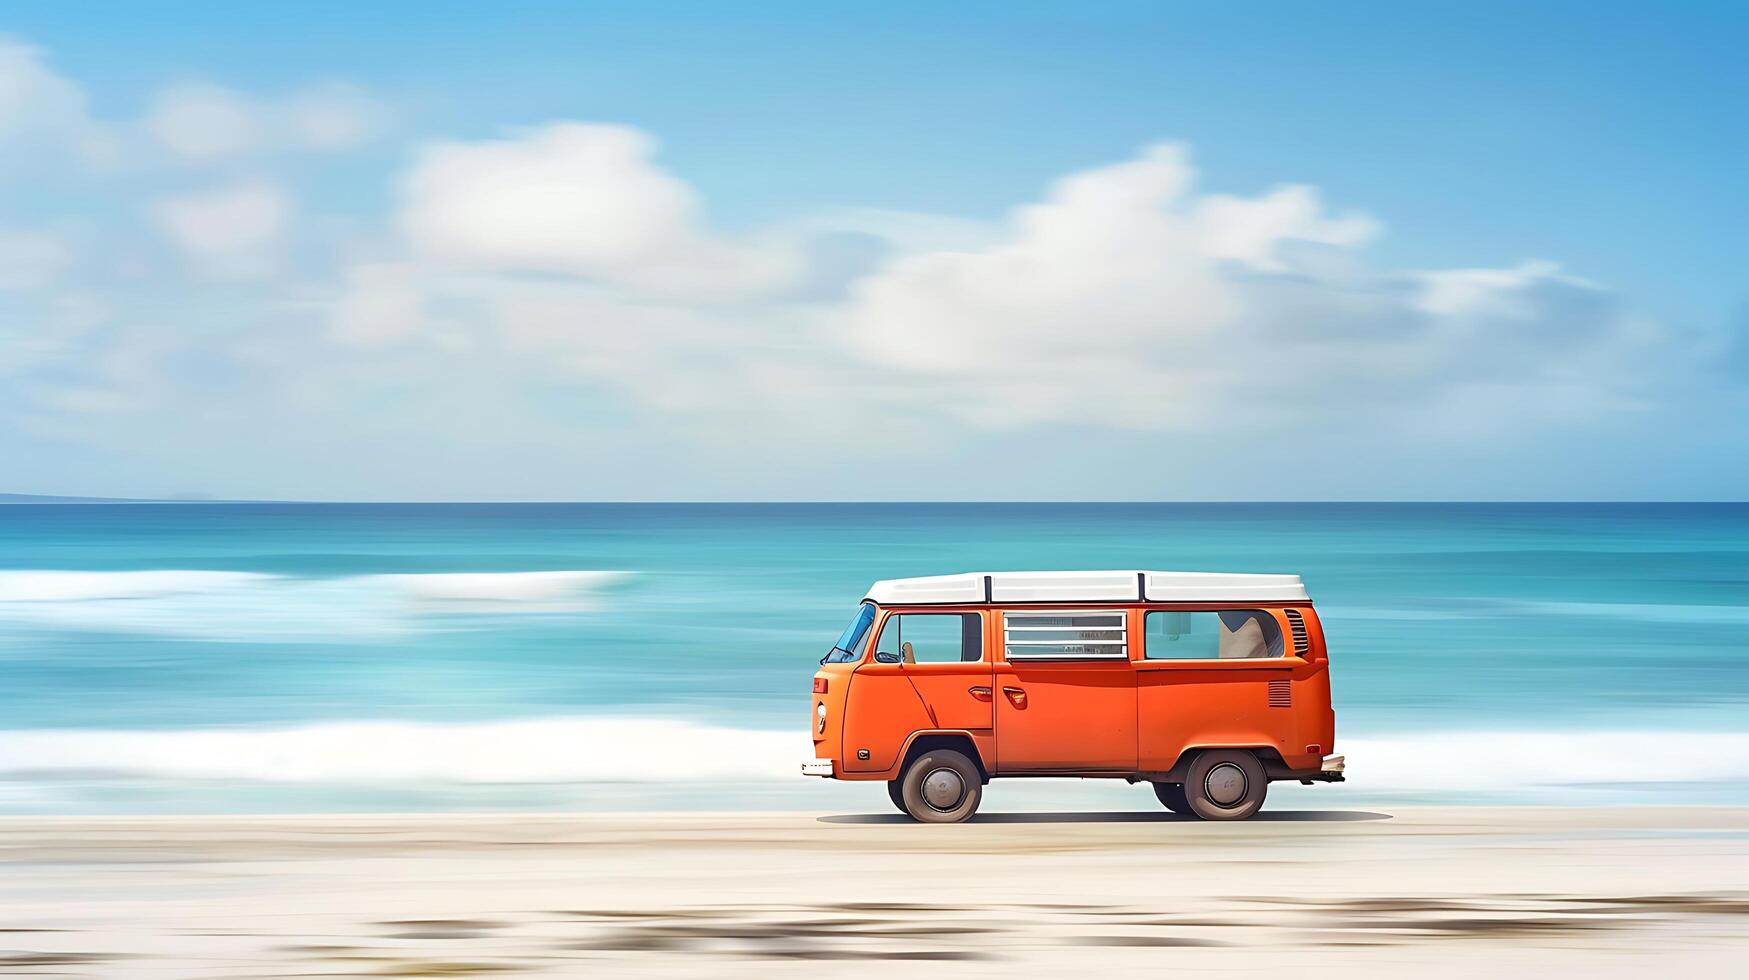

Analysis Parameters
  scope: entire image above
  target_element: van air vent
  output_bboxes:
[1267,679,1291,708]
[1283,609,1310,656]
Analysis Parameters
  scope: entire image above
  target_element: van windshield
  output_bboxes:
[822,603,876,664]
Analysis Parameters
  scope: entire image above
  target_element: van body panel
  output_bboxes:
[904,665,995,731]
[1296,607,1336,761]
[809,660,857,767]
[886,606,995,733]
[1135,663,1298,771]
[1132,605,1329,772]
[839,662,931,773]
[992,661,1137,770]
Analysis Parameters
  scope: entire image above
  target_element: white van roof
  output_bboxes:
[864,570,1309,605]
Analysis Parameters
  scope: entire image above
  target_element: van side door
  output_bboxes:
[880,610,994,731]
[842,609,993,773]
[992,608,1138,772]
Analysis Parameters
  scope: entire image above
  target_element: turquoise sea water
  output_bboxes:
[0,502,1744,813]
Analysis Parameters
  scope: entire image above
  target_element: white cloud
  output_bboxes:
[1413,260,1577,317]
[842,144,1239,379]
[0,37,82,131]
[0,48,1716,499]
[0,229,73,289]
[0,37,117,171]
[145,83,260,161]
[398,122,797,297]
[145,79,385,162]
[23,383,143,415]
[329,262,430,347]
[831,142,1671,432]
[3,36,383,176]
[281,81,384,150]
[149,179,290,278]
[320,138,1676,448]
[1196,183,1379,269]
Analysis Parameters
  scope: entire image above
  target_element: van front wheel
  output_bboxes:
[1151,781,1191,815]
[1182,750,1267,820]
[899,749,982,823]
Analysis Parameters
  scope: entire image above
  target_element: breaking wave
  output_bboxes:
[1338,729,1749,791]
[0,717,807,783]
[1,719,1746,792]
[0,569,629,641]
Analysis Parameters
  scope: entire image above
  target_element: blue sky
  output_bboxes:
[1,2,1745,499]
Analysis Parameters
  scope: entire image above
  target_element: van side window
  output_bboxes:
[875,613,983,664]
[1003,610,1128,661]
[1143,610,1285,660]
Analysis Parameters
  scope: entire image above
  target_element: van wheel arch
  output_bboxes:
[901,734,989,783]
[1160,745,1285,783]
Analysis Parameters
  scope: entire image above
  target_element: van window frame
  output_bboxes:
[867,607,989,666]
[1134,605,1303,666]
[999,608,1131,663]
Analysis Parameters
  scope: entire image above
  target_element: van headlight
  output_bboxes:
[816,702,827,733]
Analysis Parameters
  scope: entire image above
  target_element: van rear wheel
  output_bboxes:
[1151,781,1191,815]
[886,779,906,813]
[898,749,982,823]
[1182,750,1267,820]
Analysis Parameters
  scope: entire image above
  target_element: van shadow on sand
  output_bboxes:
[817,809,1393,825]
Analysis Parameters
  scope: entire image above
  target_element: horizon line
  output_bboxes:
[3,494,1745,506]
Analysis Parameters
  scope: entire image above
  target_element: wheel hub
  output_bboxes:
[921,767,965,811]
[1204,762,1248,807]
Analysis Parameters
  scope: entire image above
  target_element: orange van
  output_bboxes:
[804,570,1344,822]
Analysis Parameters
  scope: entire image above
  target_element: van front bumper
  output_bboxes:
[801,759,835,777]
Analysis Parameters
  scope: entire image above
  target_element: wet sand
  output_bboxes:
[1,806,1745,977]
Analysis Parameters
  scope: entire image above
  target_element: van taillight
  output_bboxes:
[813,677,828,694]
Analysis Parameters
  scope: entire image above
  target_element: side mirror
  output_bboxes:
[873,650,901,664]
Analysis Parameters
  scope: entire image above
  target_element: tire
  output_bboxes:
[1182,750,1267,821]
[886,779,907,813]
[1151,781,1191,814]
[898,749,982,823]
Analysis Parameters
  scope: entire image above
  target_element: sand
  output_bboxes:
[1,806,1746,977]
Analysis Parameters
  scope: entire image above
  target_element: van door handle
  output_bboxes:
[968,686,992,701]
[1002,686,1027,708]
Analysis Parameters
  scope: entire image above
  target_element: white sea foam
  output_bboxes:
[0,717,806,783]
[0,569,628,641]
[0,719,1745,791]
[1339,730,1749,791]
[372,571,624,607]
[0,570,277,602]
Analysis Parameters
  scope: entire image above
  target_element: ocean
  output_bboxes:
[0,502,1744,813]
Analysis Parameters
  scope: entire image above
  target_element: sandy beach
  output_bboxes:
[0,806,1745,977]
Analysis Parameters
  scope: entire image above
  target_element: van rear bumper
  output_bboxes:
[1284,754,1345,783]
[1260,754,1346,783]
[801,759,835,777]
